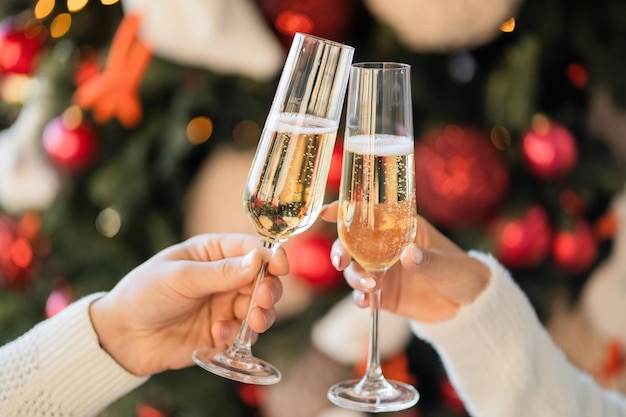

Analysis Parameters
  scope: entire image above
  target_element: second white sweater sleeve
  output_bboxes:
[410,251,626,417]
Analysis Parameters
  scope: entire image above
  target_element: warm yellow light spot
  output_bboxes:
[186,116,213,145]
[490,125,511,150]
[233,119,261,147]
[96,207,122,238]
[50,13,72,38]
[67,0,89,13]
[0,74,35,104]
[35,0,56,19]
[500,17,515,33]
[531,113,550,135]
[62,105,83,130]
[100,0,119,5]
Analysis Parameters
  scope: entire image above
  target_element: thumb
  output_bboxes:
[182,249,265,297]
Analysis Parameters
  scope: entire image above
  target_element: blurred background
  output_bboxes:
[1,0,626,416]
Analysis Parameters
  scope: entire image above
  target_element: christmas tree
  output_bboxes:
[1,0,626,416]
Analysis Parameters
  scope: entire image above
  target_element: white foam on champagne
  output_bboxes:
[269,113,337,134]
[345,134,414,156]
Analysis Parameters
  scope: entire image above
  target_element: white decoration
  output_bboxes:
[363,0,522,52]
[0,79,62,214]
[311,294,412,366]
[121,0,284,80]
[582,185,626,343]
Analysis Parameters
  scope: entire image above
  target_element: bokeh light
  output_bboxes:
[96,207,122,238]
[67,0,89,13]
[233,119,261,147]
[186,116,213,145]
[100,0,120,5]
[34,0,56,19]
[567,62,588,88]
[0,74,36,104]
[275,11,314,36]
[50,13,72,38]
[500,17,515,32]
[490,125,511,150]
[448,51,477,83]
[10,237,33,269]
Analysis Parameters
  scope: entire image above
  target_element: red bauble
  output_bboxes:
[0,213,41,290]
[0,18,46,75]
[414,125,510,229]
[490,205,552,269]
[285,231,342,290]
[326,140,343,193]
[43,112,98,171]
[552,219,598,275]
[439,377,466,414]
[45,281,74,318]
[254,0,360,49]
[521,120,578,180]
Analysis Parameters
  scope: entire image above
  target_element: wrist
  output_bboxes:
[89,295,142,376]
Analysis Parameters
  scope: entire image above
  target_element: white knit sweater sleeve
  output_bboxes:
[0,292,148,417]
[410,251,626,417]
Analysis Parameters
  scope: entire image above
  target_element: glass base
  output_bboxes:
[192,347,281,385]
[327,377,419,413]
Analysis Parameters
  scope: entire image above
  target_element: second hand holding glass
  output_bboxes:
[327,62,419,412]
[192,33,354,385]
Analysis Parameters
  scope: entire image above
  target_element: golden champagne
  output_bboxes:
[245,113,337,243]
[338,134,417,272]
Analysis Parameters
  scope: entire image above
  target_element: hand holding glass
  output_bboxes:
[192,33,354,385]
[327,62,419,412]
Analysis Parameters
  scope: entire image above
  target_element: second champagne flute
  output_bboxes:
[192,33,354,385]
[327,62,419,412]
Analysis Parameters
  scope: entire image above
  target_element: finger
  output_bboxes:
[212,320,259,348]
[343,261,380,292]
[352,289,369,308]
[320,201,339,223]
[248,306,276,333]
[179,249,265,298]
[400,244,490,304]
[267,246,290,277]
[254,276,282,309]
[330,239,352,272]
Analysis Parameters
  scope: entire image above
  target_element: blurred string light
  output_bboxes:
[34,0,55,19]
[96,207,121,238]
[50,13,71,38]
[186,116,213,145]
[233,119,261,147]
[101,0,120,5]
[447,51,476,83]
[67,0,89,13]
[490,125,512,150]
[0,74,37,103]
[500,17,515,32]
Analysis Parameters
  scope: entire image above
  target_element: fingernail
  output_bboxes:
[411,245,424,265]
[220,324,231,340]
[353,290,365,305]
[331,253,341,269]
[359,276,377,290]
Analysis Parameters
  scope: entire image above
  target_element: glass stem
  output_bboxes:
[358,272,392,393]
[226,240,276,359]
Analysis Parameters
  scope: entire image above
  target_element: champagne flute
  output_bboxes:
[327,62,418,412]
[192,33,354,385]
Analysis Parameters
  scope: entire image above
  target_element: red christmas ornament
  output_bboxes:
[135,404,168,417]
[285,231,342,290]
[521,118,578,180]
[552,218,598,275]
[237,383,267,408]
[326,140,343,193]
[45,278,74,318]
[490,205,552,269]
[0,17,46,75]
[0,212,44,290]
[439,377,466,414]
[414,125,510,229]
[254,0,360,49]
[43,109,98,172]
